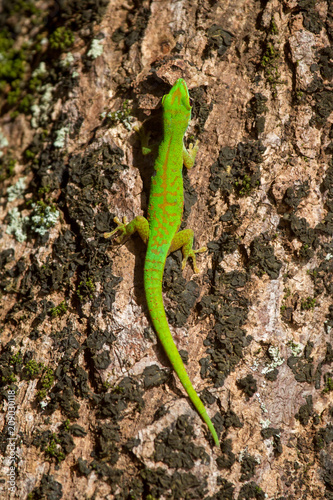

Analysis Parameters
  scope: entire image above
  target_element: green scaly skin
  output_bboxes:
[105,79,220,447]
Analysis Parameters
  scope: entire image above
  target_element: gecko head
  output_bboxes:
[161,78,192,131]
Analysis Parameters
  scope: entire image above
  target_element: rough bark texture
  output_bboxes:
[0,0,332,499]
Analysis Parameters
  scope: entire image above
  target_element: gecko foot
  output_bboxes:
[188,139,199,153]
[104,216,128,243]
[182,246,207,274]
[134,125,152,155]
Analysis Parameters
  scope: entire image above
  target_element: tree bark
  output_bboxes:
[0,0,332,498]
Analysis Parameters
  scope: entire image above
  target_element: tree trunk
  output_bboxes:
[0,0,332,498]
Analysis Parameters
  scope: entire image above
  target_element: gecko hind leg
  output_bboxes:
[104,215,149,245]
[168,228,207,274]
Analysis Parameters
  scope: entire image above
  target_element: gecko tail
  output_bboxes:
[144,277,220,447]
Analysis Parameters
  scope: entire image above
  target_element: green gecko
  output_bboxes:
[104,78,220,447]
